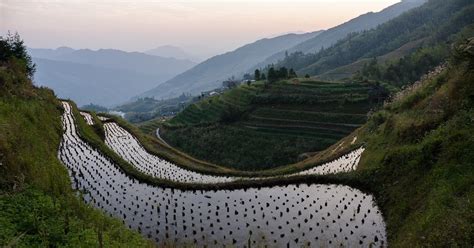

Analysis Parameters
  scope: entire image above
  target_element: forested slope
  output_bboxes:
[275,0,474,82]
[255,0,426,69]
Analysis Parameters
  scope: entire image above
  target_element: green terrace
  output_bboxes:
[156,79,381,170]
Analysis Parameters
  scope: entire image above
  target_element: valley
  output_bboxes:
[1,0,473,247]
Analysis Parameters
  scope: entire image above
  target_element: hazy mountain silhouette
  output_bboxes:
[145,45,200,62]
[29,47,196,106]
[33,57,163,107]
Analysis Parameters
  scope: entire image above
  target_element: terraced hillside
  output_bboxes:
[159,79,381,170]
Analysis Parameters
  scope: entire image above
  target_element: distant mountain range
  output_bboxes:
[144,45,201,62]
[33,58,162,107]
[30,47,196,106]
[138,0,425,101]
[138,31,323,100]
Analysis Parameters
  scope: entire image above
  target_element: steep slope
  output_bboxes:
[355,39,474,246]
[33,58,160,106]
[276,0,474,80]
[0,36,152,247]
[255,0,426,69]
[138,31,322,100]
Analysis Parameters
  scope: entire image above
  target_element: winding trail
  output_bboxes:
[155,127,170,146]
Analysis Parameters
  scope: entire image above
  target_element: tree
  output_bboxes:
[267,67,277,82]
[243,73,252,81]
[254,69,261,81]
[277,67,288,79]
[304,74,310,79]
[261,73,266,80]
[288,68,297,78]
[0,32,35,78]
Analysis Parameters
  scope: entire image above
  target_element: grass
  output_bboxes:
[353,56,474,246]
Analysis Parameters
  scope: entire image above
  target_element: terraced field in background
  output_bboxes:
[155,79,378,170]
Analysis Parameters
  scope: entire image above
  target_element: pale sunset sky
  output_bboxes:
[0,0,401,58]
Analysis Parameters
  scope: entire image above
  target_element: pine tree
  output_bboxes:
[267,67,277,82]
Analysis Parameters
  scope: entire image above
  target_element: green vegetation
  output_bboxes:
[354,45,449,86]
[0,34,153,247]
[159,79,379,170]
[354,39,474,246]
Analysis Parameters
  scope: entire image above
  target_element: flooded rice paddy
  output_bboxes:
[79,111,94,125]
[65,102,387,247]
[104,122,234,183]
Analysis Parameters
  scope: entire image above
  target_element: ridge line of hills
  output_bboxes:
[29,47,197,107]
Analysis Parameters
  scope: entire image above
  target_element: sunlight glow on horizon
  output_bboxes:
[1,0,401,58]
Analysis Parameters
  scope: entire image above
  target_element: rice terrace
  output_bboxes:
[1,0,473,247]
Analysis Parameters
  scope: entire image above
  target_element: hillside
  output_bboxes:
[354,39,474,246]
[29,47,196,106]
[157,79,382,170]
[138,31,322,100]
[254,0,426,70]
[275,0,474,81]
[0,34,152,247]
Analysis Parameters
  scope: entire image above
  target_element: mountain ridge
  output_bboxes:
[253,0,426,71]
[144,45,200,62]
[137,31,322,100]
[138,0,425,101]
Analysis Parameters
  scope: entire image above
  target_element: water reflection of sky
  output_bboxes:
[60,102,387,247]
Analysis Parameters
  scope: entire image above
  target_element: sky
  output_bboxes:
[0,0,400,59]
